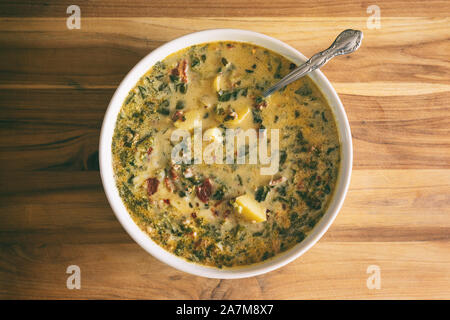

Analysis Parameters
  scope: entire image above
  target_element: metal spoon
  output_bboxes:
[262,29,363,97]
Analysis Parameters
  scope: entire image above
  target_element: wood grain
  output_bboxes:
[0,170,448,299]
[0,0,449,17]
[1,17,449,88]
[0,2,449,299]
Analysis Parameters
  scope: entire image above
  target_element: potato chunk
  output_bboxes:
[213,74,231,92]
[234,194,267,222]
[173,109,202,131]
[225,104,250,126]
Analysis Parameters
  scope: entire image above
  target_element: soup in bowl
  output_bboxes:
[100,29,352,278]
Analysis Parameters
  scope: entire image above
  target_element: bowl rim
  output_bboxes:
[99,28,353,279]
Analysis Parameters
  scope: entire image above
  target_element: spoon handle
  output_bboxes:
[262,29,363,97]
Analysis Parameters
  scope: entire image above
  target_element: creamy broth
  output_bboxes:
[112,41,340,268]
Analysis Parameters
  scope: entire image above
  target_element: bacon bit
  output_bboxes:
[172,110,185,122]
[196,178,213,203]
[255,101,267,110]
[223,210,231,218]
[226,43,235,48]
[164,177,174,193]
[191,212,197,219]
[214,199,224,207]
[163,199,171,205]
[282,203,287,210]
[169,166,179,180]
[211,208,219,216]
[147,147,153,156]
[146,178,159,196]
[178,59,188,83]
[170,59,188,83]
[296,180,304,190]
[170,67,179,77]
[269,176,287,186]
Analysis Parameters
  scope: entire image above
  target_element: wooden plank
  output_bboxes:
[0,17,448,88]
[0,1,448,18]
[0,7,449,300]
[0,170,448,244]
[1,89,448,170]
[0,169,448,299]
[0,241,448,299]
[0,17,448,170]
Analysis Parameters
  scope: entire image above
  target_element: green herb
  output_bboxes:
[277,184,287,197]
[255,186,270,202]
[157,100,170,115]
[157,107,170,115]
[255,96,264,105]
[138,86,147,99]
[212,187,225,200]
[158,82,168,91]
[279,150,287,166]
[214,105,225,115]
[177,83,187,94]
[295,84,312,96]
[221,57,228,66]
[252,109,263,124]
[218,91,232,102]
[237,174,243,186]
[296,191,321,210]
[125,92,135,105]
[274,62,282,79]
[191,57,200,67]
[245,69,254,73]
[326,147,336,155]
[175,100,185,110]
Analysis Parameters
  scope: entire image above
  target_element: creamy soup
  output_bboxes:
[112,41,340,268]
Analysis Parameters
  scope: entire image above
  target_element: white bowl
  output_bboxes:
[99,29,352,279]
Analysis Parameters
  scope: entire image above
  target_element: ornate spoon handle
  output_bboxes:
[263,29,363,97]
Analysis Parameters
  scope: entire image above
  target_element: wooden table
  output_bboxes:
[0,0,449,299]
